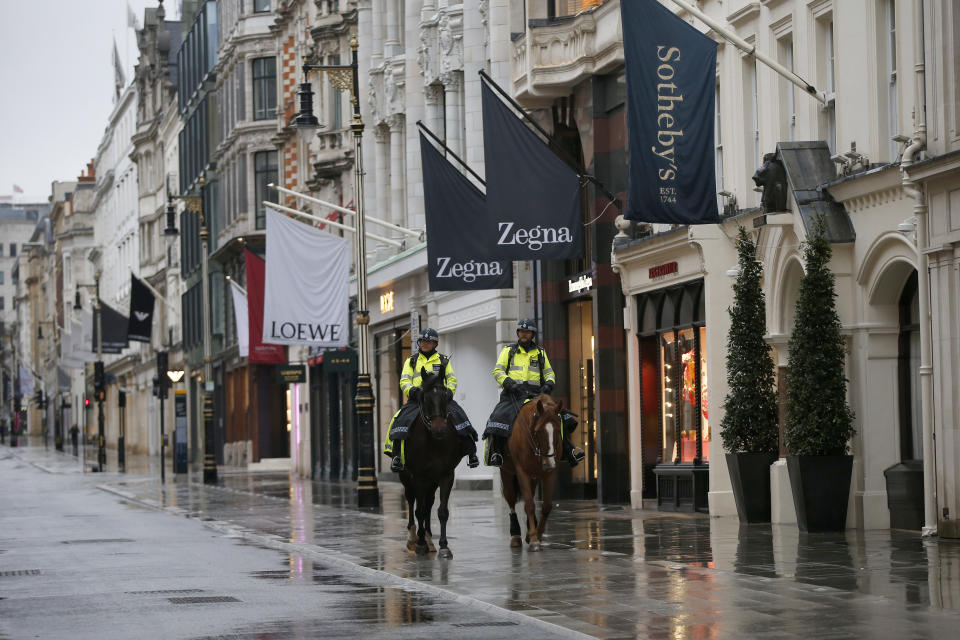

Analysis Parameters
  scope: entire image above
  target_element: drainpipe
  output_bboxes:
[900,0,935,537]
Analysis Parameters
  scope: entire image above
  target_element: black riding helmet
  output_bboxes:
[516,318,537,336]
[417,327,439,351]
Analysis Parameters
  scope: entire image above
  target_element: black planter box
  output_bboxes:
[727,452,778,524]
[786,455,853,532]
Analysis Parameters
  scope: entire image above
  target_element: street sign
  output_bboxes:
[276,364,307,384]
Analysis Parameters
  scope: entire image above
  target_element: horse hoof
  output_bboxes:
[529,541,541,552]
[510,536,523,548]
[406,540,417,552]
[438,548,453,559]
[416,544,430,556]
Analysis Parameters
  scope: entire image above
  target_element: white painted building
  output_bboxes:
[608,0,955,533]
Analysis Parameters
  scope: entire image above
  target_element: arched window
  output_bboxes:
[898,272,920,460]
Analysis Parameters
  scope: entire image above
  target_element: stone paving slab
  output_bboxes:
[13,445,960,638]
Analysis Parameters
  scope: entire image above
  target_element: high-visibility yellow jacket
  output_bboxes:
[492,343,555,388]
[400,351,457,399]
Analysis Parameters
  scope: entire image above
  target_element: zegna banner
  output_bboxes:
[419,132,513,291]
[622,0,719,224]
[481,81,583,260]
[262,206,349,348]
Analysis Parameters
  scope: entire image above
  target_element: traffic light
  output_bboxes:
[34,390,43,408]
[83,396,91,408]
[117,390,126,408]
[94,361,105,395]
[152,375,160,398]
[156,351,169,399]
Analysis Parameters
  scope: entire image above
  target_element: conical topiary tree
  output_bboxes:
[784,215,855,455]
[721,227,779,454]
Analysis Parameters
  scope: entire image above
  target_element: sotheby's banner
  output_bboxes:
[481,81,583,260]
[263,206,349,348]
[622,0,719,224]
[420,132,513,291]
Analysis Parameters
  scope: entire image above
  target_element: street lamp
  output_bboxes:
[76,272,105,471]
[170,179,217,484]
[293,35,379,508]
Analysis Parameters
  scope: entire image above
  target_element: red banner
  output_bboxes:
[244,249,287,364]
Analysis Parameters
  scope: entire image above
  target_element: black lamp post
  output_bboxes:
[169,182,217,484]
[293,36,378,508]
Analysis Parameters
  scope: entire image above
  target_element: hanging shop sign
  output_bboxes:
[324,348,358,373]
[276,364,307,384]
[567,272,594,295]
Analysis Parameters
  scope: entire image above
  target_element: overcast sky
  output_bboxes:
[0,0,180,204]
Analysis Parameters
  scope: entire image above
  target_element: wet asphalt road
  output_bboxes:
[4,444,960,639]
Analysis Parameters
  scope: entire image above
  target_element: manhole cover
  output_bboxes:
[127,589,205,595]
[0,570,41,577]
[168,596,241,605]
[451,622,519,628]
[61,539,134,544]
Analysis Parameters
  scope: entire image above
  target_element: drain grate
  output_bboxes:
[451,621,519,628]
[126,589,205,595]
[0,570,41,577]
[168,596,241,605]
[61,538,134,544]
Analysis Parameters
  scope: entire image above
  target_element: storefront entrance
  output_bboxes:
[638,280,710,512]
[566,298,597,496]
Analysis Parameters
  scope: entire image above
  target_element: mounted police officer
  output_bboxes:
[383,328,479,472]
[482,318,586,467]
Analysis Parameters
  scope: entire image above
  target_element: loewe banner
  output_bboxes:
[420,132,513,291]
[622,0,719,224]
[262,206,349,348]
[481,81,583,260]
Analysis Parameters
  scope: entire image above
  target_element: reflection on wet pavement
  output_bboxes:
[95,467,960,639]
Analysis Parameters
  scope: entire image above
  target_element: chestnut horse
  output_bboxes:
[398,370,462,557]
[499,394,563,552]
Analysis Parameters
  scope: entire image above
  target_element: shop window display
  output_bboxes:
[660,327,709,464]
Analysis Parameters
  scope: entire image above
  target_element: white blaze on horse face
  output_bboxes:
[544,422,556,470]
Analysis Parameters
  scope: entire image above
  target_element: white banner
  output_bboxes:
[262,206,350,347]
[71,313,96,363]
[230,280,249,358]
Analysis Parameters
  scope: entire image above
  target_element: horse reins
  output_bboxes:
[525,410,558,460]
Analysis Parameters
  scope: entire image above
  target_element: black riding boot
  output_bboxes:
[488,436,506,467]
[561,437,585,467]
[460,435,479,468]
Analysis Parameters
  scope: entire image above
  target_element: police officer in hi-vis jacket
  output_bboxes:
[482,318,585,467]
[383,328,479,472]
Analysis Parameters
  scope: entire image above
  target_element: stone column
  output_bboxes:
[442,72,463,157]
[424,84,444,140]
[388,115,406,228]
[374,126,390,225]
[371,0,383,67]
[385,0,400,58]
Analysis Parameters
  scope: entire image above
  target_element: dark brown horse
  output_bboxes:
[398,369,461,557]
[499,394,563,552]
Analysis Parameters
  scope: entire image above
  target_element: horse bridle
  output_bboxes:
[418,387,446,427]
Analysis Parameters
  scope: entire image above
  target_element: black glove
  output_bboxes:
[539,382,554,395]
[408,387,421,401]
[502,378,517,392]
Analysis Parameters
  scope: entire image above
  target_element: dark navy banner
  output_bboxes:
[92,302,129,354]
[127,274,155,343]
[622,0,719,224]
[420,132,513,291]
[481,81,583,259]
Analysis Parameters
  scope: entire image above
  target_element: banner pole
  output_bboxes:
[416,122,487,187]
[665,0,825,104]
